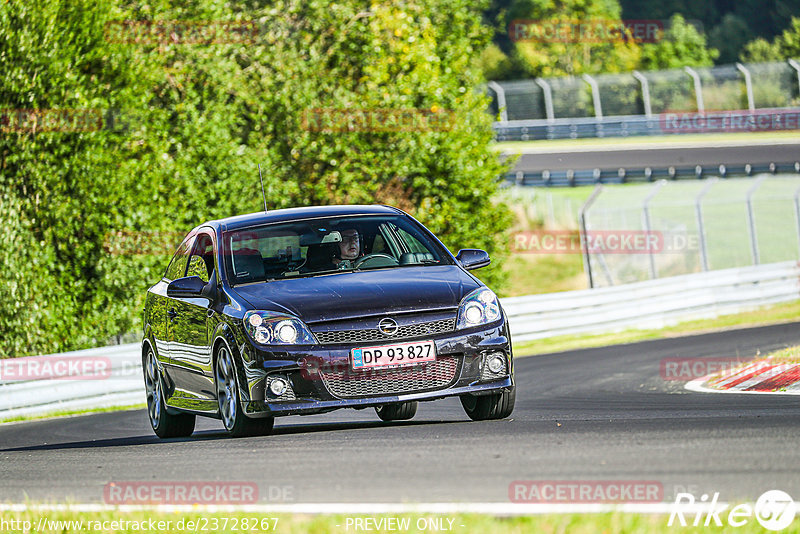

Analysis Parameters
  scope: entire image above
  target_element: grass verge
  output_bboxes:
[0,404,145,425]
[0,509,790,534]
[762,345,800,365]
[513,299,800,357]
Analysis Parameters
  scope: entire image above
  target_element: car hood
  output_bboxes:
[230,265,480,323]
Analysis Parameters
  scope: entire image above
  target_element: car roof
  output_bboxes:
[198,205,405,233]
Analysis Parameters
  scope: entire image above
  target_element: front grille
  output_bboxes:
[319,356,460,398]
[314,318,456,345]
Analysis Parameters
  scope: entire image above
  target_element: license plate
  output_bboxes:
[351,340,436,370]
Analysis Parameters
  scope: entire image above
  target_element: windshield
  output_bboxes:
[223,215,451,285]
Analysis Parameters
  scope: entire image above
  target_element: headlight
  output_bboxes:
[243,311,317,345]
[456,288,501,329]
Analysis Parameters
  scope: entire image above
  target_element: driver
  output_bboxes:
[333,228,361,269]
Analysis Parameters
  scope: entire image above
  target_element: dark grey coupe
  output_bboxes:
[142,205,514,438]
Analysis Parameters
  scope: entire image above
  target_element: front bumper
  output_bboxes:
[237,321,514,417]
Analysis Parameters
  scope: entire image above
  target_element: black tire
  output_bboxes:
[375,401,418,421]
[460,387,515,421]
[144,347,195,439]
[215,344,275,438]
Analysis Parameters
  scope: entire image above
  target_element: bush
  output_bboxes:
[0,0,512,357]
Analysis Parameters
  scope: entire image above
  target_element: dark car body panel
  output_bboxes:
[230,266,480,324]
[141,206,514,422]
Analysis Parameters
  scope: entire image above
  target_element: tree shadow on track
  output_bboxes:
[0,418,468,452]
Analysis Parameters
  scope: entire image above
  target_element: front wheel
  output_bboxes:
[144,347,195,439]
[460,387,515,421]
[215,345,274,438]
[375,401,418,421]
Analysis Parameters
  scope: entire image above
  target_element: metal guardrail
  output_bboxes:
[2,261,798,419]
[493,109,800,142]
[494,114,662,141]
[504,162,800,187]
[0,344,143,420]
[503,261,800,342]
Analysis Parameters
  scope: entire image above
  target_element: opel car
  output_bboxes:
[141,205,514,438]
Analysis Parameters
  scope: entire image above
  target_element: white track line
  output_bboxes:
[0,501,749,515]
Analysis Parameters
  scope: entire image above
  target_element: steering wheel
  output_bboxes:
[354,253,399,269]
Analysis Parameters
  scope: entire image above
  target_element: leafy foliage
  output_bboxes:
[0,0,512,357]
[483,0,800,79]
[638,15,719,70]
[488,0,641,79]
[741,16,800,61]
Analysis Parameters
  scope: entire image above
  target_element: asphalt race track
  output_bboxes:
[2,322,800,505]
[508,141,800,173]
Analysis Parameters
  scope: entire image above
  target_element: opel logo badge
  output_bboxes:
[378,318,399,336]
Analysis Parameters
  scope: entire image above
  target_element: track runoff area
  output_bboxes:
[2,321,800,532]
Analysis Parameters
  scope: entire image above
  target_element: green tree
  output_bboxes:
[709,14,754,64]
[639,14,719,70]
[499,0,641,78]
[741,16,800,61]
[740,38,783,62]
[0,0,513,356]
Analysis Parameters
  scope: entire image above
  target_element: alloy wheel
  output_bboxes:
[216,346,238,430]
[145,349,162,429]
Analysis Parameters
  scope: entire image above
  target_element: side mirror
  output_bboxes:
[455,249,490,271]
[167,276,207,298]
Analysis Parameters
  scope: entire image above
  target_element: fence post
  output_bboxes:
[582,74,603,119]
[736,63,755,111]
[794,183,800,260]
[579,185,603,289]
[535,78,555,122]
[789,59,800,96]
[487,81,508,123]
[746,176,767,265]
[684,66,705,113]
[632,70,652,118]
[642,180,667,280]
[695,178,718,272]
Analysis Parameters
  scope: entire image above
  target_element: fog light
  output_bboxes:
[269,377,288,396]
[487,354,505,374]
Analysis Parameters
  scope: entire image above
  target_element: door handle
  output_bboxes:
[167,308,178,320]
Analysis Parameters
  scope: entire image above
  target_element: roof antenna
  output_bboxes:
[258,164,268,212]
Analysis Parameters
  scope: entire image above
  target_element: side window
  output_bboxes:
[165,235,195,281]
[396,227,428,253]
[371,233,387,254]
[186,233,214,283]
